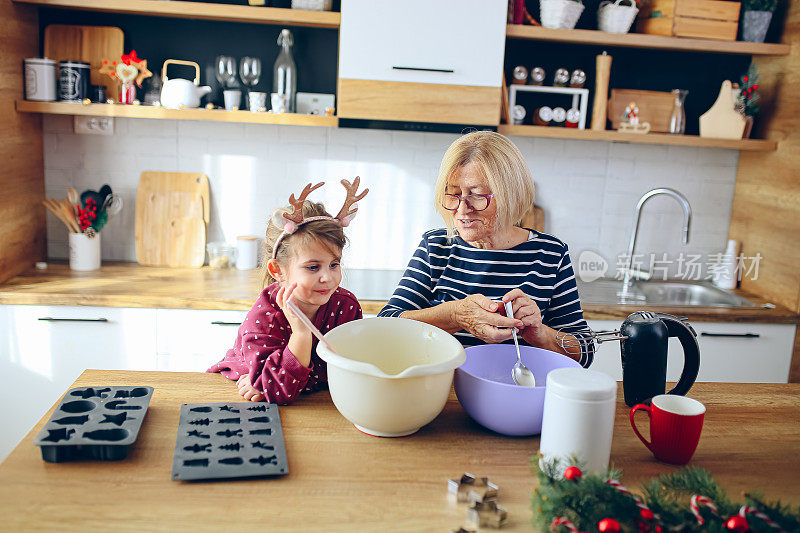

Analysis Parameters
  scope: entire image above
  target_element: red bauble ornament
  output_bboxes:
[563,466,582,481]
[640,509,654,521]
[744,76,749,82]
[654,527,662,533]
[598,518,621,533]
[726,515,749,532]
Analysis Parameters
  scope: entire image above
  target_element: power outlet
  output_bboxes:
[73,116,115,135]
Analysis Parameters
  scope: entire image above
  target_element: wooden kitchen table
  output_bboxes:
[0,371,798,532]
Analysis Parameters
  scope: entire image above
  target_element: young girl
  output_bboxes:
[207,178,368,405]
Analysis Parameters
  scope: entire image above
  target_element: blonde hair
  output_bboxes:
[262,201,346,287]
[434,131,535,237]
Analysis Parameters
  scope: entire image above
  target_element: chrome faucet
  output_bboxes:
[620,188,692,296]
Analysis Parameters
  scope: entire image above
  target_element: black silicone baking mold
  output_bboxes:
[34,386,154,462]
[171,402,288,481]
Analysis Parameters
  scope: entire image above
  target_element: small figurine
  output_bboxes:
[618,100,651,134]
[99,50,152,105]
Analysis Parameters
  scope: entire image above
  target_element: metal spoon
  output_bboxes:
[504,301,536,387]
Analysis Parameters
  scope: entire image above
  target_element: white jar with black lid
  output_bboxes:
[24,58,57,101]
[539,367,617,476]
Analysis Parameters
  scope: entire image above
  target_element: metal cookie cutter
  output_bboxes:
[465,500,508,529]
[447,473,499,504]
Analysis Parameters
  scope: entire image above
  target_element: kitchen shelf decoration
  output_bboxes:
[741,0,779,43]
[509,85,590,129]
[637,0,742,41]
[532,459,800,532]
[98,50,152,105]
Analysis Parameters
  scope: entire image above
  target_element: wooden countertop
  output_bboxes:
[0,262,797,324]
[0,370,798,531]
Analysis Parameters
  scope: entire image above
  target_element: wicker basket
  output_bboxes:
[291,0,332,11]
[540,0,585,30]
[598,0,639,33]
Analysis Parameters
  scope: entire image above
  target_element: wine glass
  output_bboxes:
[239,57,261,109]
[215,55,237,89]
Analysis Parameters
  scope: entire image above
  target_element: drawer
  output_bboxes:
[586,319,795,383]
[155,309,248,372]
[0,305,157,463]
[339,0,507,87]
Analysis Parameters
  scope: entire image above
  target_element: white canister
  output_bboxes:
[539,367,617,475]
[24,58,57,101]
[236,235,260,270]
[69,232,101,271]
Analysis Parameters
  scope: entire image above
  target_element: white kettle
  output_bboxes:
[160,59,211,109]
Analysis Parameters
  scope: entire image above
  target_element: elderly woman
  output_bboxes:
[378,131,593,367]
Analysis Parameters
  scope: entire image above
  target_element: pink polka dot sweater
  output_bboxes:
[207,283,362,405]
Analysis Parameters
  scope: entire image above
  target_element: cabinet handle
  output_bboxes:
[700,332,760,338]
[38,317,109,323]
[211,321,241,326]
[392,66,454,73]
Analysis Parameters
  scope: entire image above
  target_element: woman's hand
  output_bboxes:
[453,294,523,343]
[237,374,264,402]
[275,282,310,336]
[502,288,549,347]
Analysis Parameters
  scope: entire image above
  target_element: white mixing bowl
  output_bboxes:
[316,317,466,437]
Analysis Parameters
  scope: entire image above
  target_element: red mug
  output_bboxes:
[629,394,706,465]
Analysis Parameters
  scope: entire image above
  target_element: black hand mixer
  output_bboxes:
[556,311,701,406]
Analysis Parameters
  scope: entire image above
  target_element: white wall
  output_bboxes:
[43,115,739,276]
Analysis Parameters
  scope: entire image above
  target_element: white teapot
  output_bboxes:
[159,59,211,109]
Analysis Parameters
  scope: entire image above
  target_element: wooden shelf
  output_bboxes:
[506,25,791,56]
[16,100,338,127]
[498,124,777,151]
[12,0,340,29]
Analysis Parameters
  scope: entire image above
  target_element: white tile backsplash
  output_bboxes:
[43,116,740,276]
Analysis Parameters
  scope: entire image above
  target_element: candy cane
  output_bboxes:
[550,517,578,533]
[739,505,785,532]
[690,495,718,525]
[605,479,660,522]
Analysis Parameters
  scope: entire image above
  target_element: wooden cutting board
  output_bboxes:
[607,89,675,132]
[520,204,545,233]
[43,25,124,101]
[135,172,210,268]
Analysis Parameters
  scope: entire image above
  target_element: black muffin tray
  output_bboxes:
[34,386,154,462]
[171,402,288,481]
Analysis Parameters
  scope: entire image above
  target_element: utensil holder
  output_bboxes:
[540,0,585,30]
[69,232,101,271]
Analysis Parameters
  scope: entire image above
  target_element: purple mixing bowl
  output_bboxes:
[454,344,582,436]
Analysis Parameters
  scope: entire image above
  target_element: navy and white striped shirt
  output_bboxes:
[378,228,594,367]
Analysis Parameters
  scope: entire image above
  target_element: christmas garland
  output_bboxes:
[532,455,799,533]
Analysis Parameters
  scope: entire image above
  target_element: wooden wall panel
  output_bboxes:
[0,0,45,283]
[729,6,800,380]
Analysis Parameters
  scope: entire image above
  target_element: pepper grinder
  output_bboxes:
[539,368,617,476]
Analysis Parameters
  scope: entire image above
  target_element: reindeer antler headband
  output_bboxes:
[270,177,369,259]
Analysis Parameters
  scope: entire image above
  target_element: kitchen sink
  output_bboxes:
[577,279,757,308]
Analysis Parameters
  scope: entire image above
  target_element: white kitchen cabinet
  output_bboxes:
[155,309,247,372]
[586,319,795,383]
[338,0,507,125]
[340,0,506,87]
[0,305,157,462]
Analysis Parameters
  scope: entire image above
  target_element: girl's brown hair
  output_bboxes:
[262,201,347,287]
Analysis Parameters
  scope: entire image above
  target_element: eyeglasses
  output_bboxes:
[441,193,495,212]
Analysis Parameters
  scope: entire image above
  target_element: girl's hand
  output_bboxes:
[275,282,310,335]
[502,288,548,347]
[453,294,523,344]
[237,374,264,402]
